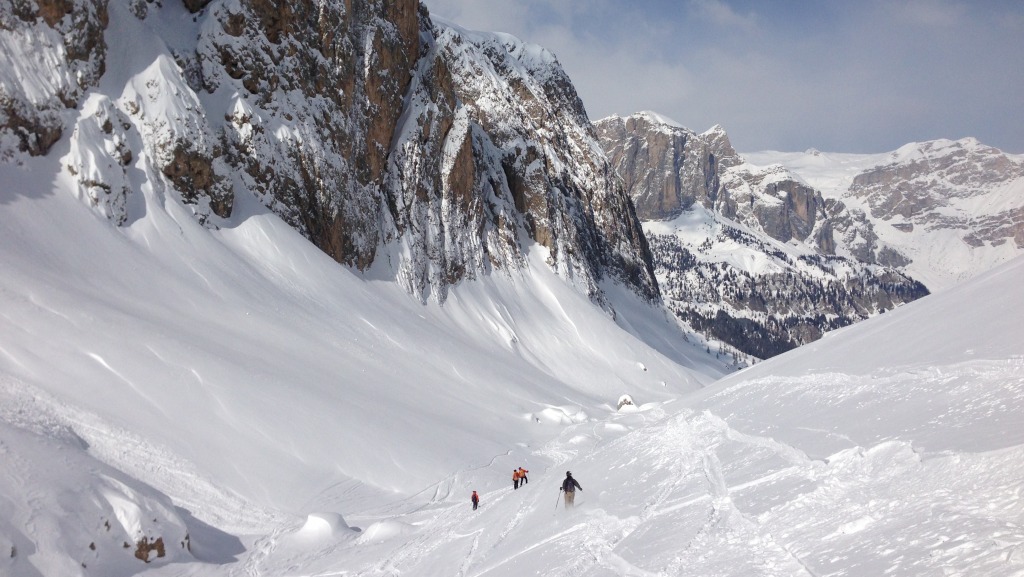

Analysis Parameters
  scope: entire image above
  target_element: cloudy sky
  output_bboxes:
[423,0,1024,153]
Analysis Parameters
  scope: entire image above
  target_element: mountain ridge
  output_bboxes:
[597,112,1022,360]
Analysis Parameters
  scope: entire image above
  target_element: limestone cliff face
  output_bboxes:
[1,0,656,304]
[197,0,422,267]
[595,113,741,221]
[721,164,830,248]
[202,0,656,300]
[597,113,828,250]
[426,27,656,302]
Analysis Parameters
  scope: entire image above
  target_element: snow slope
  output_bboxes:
[0,127,720,575]
[3,133,1022,575]
[218,257,1024,577]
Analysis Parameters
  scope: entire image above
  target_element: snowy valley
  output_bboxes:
[3,166,1022,576]
[2,1,1023,576]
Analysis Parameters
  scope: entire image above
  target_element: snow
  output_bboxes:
[0,108,717,574]
[645,204,812,277]
[742,149,891,197]
[4,131,1023,575]
[635,110,686,129]
[0,22,71,103]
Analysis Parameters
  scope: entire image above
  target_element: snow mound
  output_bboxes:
[0,417,191,577]
[528,405,590,425]
[295,513,352,541]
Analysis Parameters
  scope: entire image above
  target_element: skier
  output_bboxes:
[518,467,529,485]
[513,469,521,490]
[560,471,582,508]
[471,490,480,510]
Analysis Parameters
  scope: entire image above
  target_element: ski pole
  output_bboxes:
[555,489,562,510]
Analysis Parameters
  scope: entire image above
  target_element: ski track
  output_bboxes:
[340,407,842,576]
[455,530,482,577]
[236,527,286,577]
[7,369,1024,576]
[655,417,800,576]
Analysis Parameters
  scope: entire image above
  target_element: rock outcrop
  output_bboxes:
[599,113,934,361]
[0,0,108,159]
[596,113,741,221]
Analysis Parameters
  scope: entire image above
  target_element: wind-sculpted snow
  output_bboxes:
[0,380,196,577]
[2,245,1011,575]
[191,366,1024,576]
[0,124,717,575]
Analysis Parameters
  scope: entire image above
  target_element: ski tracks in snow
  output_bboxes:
[181,392,1024,576]
[602,408,826,577]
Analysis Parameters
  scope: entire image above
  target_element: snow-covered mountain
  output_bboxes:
[644,207,928,361]
[0,103,719,575]
[597,112,1022,360]
[598,113,1024,289]
[1,3,720,575]
[746,139,1024,290]
[2,0,655,306]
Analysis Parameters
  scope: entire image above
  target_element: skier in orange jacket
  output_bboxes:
[518,467,529,485]
[513,469,521,490]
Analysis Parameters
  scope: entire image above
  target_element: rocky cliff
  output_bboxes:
[597,112,836,253]
[0,0,655,304]
[598,113,933,361]
[595,112,741,221]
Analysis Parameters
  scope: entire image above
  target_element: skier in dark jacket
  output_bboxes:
[560,471,582,508]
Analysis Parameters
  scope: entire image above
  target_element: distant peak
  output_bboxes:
[635,110,687,129]
[703,123,726,135]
